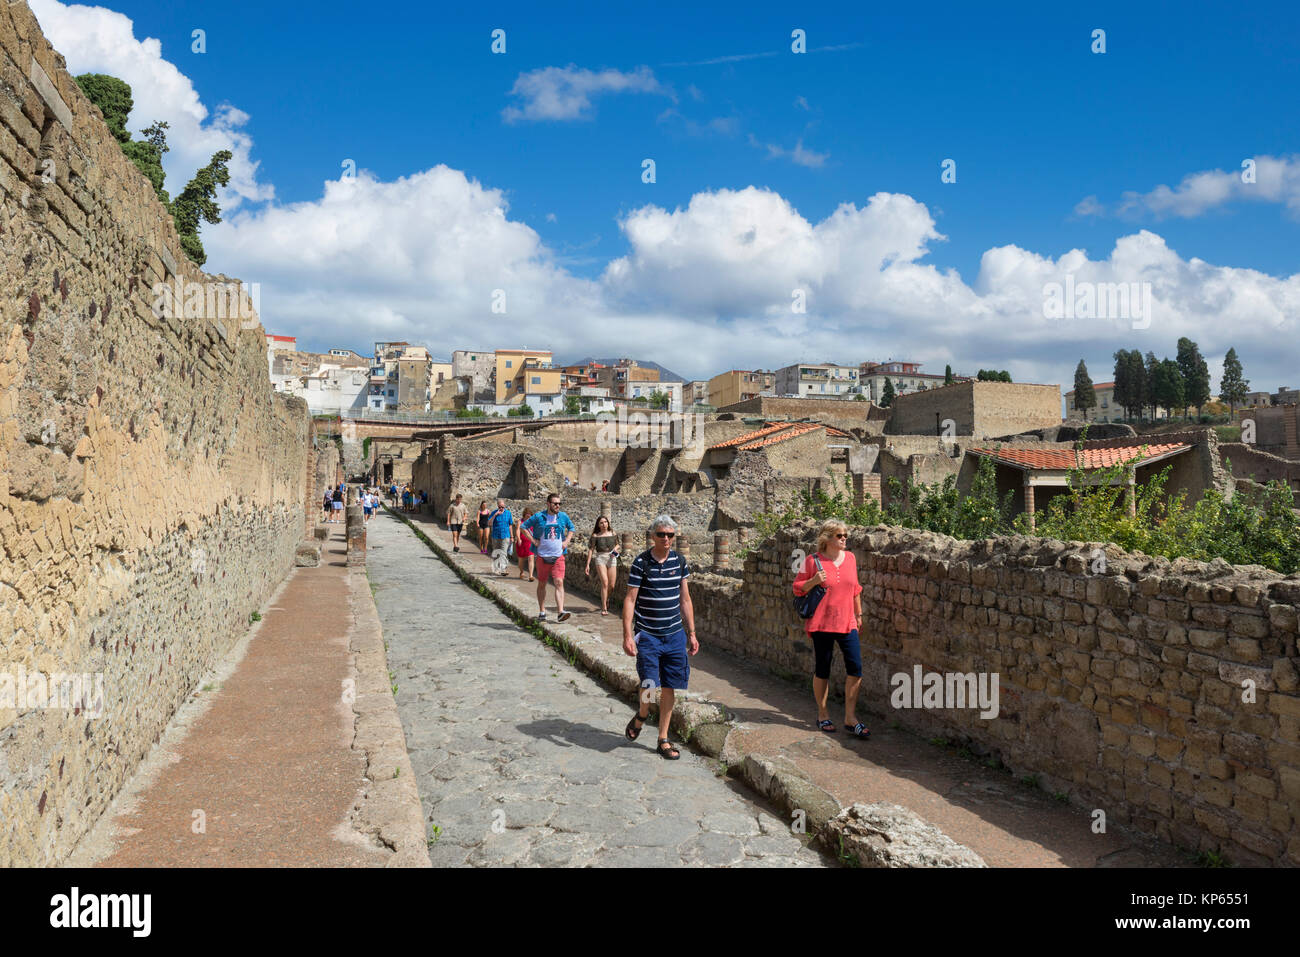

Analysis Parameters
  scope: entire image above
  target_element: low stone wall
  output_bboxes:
[561,522,1300,865]
[1221,442,1300,491]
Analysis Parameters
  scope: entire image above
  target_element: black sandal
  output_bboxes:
[625,711,648,741]
[657,738,680,760]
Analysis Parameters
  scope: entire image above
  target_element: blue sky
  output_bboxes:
[30,0,1300,389]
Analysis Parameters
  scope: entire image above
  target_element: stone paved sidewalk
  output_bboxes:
[394,508,1191,868]
[365,512,827,867]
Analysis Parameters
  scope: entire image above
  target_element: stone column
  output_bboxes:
[600,499,612,521]
[713,531,730,570]
[621,532,636,556]
[737,526,750,546]
[346,504,366,565]
[677,533,690,559]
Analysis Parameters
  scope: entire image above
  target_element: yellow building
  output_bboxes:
[708,369,774,408]
[495,349,560,404]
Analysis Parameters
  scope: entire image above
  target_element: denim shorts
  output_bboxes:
[811,629,862,679]
[636,628,689,691]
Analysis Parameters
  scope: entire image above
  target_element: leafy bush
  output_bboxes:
[746,448,1300,573]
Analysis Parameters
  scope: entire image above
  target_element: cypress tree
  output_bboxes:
[1220,347,1250,414]
[1073,360,1097,420]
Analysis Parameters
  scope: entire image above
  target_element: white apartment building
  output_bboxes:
[773,362,859,397]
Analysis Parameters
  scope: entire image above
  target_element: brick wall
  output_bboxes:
[0,5,311,865]
[562,522,1300,864]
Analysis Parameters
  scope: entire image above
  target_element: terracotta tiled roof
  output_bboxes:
[824,426,852,438]
[737,423,822,450]
[708,422,792,450]
[970,443,1192,471]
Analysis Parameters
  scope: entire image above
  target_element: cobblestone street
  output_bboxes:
[366,512,828,867]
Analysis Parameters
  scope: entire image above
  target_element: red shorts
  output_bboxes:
[537,556,565,581]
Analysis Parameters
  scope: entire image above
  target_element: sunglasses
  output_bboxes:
[835,533,847,539]
[654,531,676,538]
[548,500,561,506]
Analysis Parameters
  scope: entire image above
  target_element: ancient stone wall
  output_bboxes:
[0,3,311,865]
[888,382,1061,438]
[562,524,1300,864]
[1220,442,1300,494]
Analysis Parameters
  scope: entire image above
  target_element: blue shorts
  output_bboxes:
[635,628,689,691]
[811,629,862,679]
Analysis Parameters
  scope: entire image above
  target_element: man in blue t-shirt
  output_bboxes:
[488,498,514,577]
[622,514,698,760]
[520,492,575,622]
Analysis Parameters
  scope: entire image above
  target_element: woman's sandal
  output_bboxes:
[657,738,680,760]
[625,711,648,741]
[817,719,836,733]
[844,722,871,739]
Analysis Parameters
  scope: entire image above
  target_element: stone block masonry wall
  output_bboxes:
[0,5,311,865]
[562,518,1300,864]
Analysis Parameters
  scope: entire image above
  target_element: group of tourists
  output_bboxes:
[438,489,868,758]
[321,485,387,524]
[387,483,426,513]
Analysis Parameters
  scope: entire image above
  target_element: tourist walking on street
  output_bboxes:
[793,519,868,739]
[488,498,514,576]
[520,493,575,622]
[622,515,697,759]
[321,490,332,524]
[362,488,374,523]
[446,494,468,552]
[331,485,344,523]
[515,507,536,580]
[475,500,492,553]
[585,516,620,615]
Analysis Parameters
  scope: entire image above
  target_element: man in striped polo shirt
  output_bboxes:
[622,515,698,759]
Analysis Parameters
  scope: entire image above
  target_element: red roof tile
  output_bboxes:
[737,423,822,450]
[970,443,1191,471]
[708,422,792,450]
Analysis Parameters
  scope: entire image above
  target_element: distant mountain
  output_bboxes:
[566,357,690,384]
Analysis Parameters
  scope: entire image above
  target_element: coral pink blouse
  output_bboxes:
[792,550,862,635]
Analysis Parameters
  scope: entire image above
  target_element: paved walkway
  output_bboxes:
[70,527,426,867]
[366,512,827,867]
[397,508,1189,868]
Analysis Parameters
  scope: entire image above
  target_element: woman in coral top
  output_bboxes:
[792,519,868,739]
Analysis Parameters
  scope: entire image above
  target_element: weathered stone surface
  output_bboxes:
[822,802,987,868]
[295,543,321,567]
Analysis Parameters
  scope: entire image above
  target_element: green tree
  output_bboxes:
[1127,350,1148,419]
[853,393,867,402]
[1152,358,1186,418]
[121,120,170,205]
[1144,351,1160,418]
[1219,347,1249,414]
[1112,350,1133,419]
[74,73,132,143]
[944,364,954,385]
[1073,360,1097,419]
[880,378,896,407]
[563,395,581,415]
[648,389,670,410]
[171,149,232,266]
[1176,337,1211,417]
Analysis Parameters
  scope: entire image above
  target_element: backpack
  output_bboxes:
[793,555,826,619]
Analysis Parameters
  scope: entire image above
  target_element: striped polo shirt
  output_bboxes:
[628,548,690,638]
